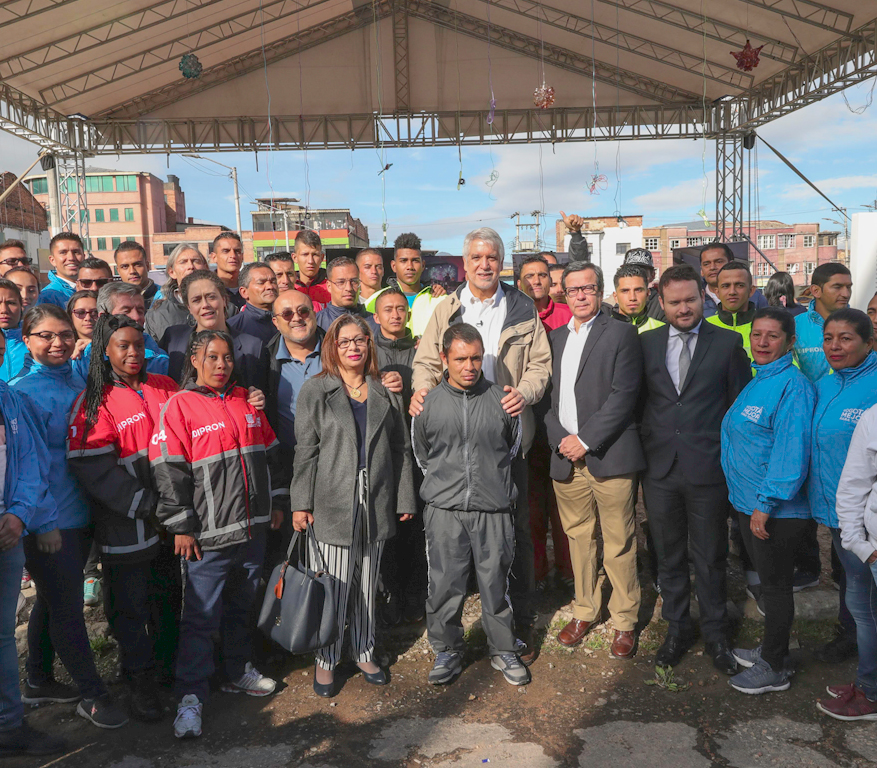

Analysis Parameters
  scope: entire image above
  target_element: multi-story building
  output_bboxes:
[251,199,368,260]
[152,221,255,266]
[0,171,49,262]
[554,215,644,278]
[28,169,187,270]
[642,220,841,288]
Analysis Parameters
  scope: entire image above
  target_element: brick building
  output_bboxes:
[152,222,255,266]
[0,171,49,260]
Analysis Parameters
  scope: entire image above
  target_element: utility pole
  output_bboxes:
[182,154,242,234]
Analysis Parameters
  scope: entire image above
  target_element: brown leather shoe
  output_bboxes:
[610,630,637,659]
[557,619,593,647]
[516,625,538,666]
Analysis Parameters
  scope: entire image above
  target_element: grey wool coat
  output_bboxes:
[290,375,415,546]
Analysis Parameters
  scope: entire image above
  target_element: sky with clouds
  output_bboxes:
[2,79,876,253]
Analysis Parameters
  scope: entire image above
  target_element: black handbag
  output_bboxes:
[257,524,339,654]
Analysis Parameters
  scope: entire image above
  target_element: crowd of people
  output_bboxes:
[0,222,876,758]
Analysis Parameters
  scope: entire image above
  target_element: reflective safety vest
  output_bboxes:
[707,304,756,361]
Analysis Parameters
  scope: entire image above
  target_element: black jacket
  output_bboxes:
[545,311,645,480]
[227,302,278,344]
[144,286,189,344]
[638,321,752,484]
[374,329,417,411]
[645,286,666,322]
[142,280,159,311]
[159,324,269,391]
[316,302,379,334]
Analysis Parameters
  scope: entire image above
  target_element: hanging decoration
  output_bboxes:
[179,52,202,79]
[696,208,711,226]
[731,40,764,72]
[588,171,608,195]
[533,83,555,109]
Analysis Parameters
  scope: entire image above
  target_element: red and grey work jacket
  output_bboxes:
[149,383,281,551]
[67,374,178,563]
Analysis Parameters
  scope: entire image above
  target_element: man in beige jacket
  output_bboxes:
[411,227,552,663]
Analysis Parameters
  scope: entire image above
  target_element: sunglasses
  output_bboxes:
[0,256,31,267]
[274,307,312,322]
[71,308,99,320]
[78,278,112,289]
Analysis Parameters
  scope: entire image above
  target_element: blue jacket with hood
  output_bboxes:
[809,351,877,528]
[0,327,27,382]
[37,271,76,308]
[11,360,90,530]
[721,352,814,519]
[793,300,832,383]
[0,381,56,535]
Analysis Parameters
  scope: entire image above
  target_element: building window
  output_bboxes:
[94,208,105,222]
[803,234,815,248]
[755,261,771,277]
[644,237,659,251]
[80,209,88,222]
[109,208,119,222]
[96,237,107,251]
[124,208,134,222]
[115,175,137,192]
[757,234,776,250]
[778,234,795,249]
[616,243,631,255]
[687,237,703,247]
[30,178,48,195]
[669,239,681,249]
[804,261,816,275]
[111,237,121,250]
[85,176,114,193]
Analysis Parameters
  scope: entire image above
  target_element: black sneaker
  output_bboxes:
[814,629,858,664]
[129,673,164,722]
[0,721,66,757]
[745,585,766,617]
[22,679,80,705]
[379,591,402,627]
[402,598,425,624]
[76,694,129,729]
[792,571,819,592]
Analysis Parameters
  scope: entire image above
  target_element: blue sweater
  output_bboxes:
[37,271,76,308]
[11,361,90,530]
[721,353,814,518]
[809,352,877,528]
[0,382,56,535]
[793,300,831,383]
[0,327,27,382]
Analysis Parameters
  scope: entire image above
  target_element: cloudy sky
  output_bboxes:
[2,79,876,253]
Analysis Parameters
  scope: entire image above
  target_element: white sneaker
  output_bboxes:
[174,695,202,739]
[220,662,276,697]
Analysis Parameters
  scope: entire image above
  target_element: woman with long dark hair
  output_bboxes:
[151,330,282,739]
[764,272,806,317]
[10,305,128,729]
[291,314,414,697]
[67,315,180,722]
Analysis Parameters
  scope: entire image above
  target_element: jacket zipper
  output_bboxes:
[463,389,471,511]
[216,391,252,539]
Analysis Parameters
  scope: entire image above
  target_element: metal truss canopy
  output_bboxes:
[0,82,90,153]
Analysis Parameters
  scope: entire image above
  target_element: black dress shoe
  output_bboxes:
[358,664,388,686]
[705,640,738,675]
[655,634,694,668]
[313,665,336,698]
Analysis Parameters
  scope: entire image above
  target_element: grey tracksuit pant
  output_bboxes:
[424,504,517,656]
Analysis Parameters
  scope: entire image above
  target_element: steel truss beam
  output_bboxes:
[392,0,411,112]
[471,0,753,90]
[407,0,700,105]
[715,132,744,242]
[726,16,877,131]
[0,82,89,152]
[736,0,852,34]
[56,152,90,242]
[0,0,76,31]
[40,0,335,106]
[596,0,798,64]
[88,104,707,154]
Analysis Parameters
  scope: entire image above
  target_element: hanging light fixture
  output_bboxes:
[179,52,203,79]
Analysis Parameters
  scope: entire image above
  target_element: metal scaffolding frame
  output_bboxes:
[714,131,744,242]
[53,152,90,241]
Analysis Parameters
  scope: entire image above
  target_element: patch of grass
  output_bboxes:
[645,666,690,692]
[89,635,114,657]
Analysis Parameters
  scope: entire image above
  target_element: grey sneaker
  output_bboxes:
[491,653,531,686]
[428,652,462,685]
[732,645,763,669]
[730,658,791,694]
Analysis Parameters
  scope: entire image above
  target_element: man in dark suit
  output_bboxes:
[544,262,646,660]
[639,264,752,674]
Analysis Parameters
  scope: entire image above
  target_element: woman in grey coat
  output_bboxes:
[291,313,414,697]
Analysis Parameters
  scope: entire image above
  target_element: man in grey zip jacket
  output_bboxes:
[412,324,529,686]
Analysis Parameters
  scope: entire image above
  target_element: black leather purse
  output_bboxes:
[257,524,339,654]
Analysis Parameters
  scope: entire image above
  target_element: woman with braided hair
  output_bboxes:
[67,314,180,723]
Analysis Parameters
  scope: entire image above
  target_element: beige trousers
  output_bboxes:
[553,462,641,630]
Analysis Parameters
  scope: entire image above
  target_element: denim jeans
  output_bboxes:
[831,528,877,699]
[175,533,265,702]
[0,541,24,733]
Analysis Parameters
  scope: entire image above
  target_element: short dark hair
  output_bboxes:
[238,261,275,288]
[79,257,113,275]
[824,307,873,343]
[22,303,72,337]
[752,306,795,341]
[50,231,83,251]
[811,262,851,288]
[113,240,147,262]
[264,251,293,265]
[0,239,26,254]
[0,278,21,299]
[374,286,407,310]
[700,242,733,262]
[613,264,649,289]
[326,256,358,280]
[394,232,421,253]
[67,289,98,316]
[764,271,796,309]
[294,230,322,251]
[718,260,753,285]
[441,323,483,357]
[548,263,565,275]
[5,266,37,283]
[536,251,556,260]
[520,255,549,272]
[356,247,383,264]
[658,264,702,297]
[210,231,242,253]
[561,261,604,294]
[180,269,227,307]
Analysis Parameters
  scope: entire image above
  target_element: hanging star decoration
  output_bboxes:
[731,40,764,72]
[179,52,203,79]
[533,83,556,109]
[588,173,608,195]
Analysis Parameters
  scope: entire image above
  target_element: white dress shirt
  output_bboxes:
[558,314,598,449]
[666,321,702,393]
[460,282,506,383]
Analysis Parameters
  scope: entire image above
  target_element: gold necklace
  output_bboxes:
[346,378,365,398]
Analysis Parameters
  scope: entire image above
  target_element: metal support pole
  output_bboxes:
[45,162,62,236]
[715,132,744,242]
[231,165,242,234]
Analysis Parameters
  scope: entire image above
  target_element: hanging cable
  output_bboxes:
[257,0,276,213]
[372,0,388,246]
[297,11,311,212]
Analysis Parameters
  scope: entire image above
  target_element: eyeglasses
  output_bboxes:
[565,284,599,298]
[0,257,31,267]
[71,308,99,320]
[274,307,312,321]
[78,278,111,289]
[337,336,369,350]
[329,278,361,289]
[27,330,76,343]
